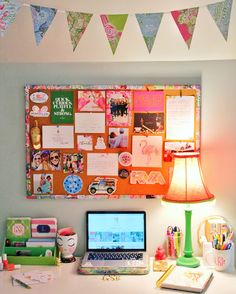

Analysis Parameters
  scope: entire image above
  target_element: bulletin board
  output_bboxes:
[25,84,201,199]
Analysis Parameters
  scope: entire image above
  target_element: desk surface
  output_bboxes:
[0,258,236,294]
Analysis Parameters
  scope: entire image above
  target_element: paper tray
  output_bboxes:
[2,239,58,265]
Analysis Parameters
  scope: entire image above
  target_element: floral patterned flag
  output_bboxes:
[100,14,128,54]
[30,5,57,46]
[207,0,232,41]
[135,13,163,53]
[0,1,21,37]
[66,11,93,51]
[171,7,199,49]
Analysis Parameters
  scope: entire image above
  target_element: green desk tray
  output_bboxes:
[2,238,58,265]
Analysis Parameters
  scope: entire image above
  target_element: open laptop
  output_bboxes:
[81,211,148,268]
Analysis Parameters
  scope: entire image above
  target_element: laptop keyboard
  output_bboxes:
[88,252,143,261]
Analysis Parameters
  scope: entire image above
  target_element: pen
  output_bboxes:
[221,242,227,250]
[156,264,176,288]
[226,243,232,250]
[12,277,31,289]
[174,232,179,257]
[227,231,234,242]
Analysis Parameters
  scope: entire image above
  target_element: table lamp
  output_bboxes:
[162,152,215,268]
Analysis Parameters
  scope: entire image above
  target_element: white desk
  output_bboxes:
[0,259,236,294]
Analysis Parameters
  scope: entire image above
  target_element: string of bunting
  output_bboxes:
[0,0,233,53]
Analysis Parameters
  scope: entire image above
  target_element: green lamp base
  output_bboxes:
[176,256,200,268]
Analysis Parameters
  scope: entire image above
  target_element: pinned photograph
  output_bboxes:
[33,174,53,194]
[63,153,83,173]
[134,113,164,133]
[31,151,43,171]
[78,90,105,111]
[48,150,61,170]
[164,142,195,162]
[108,128,128,148]
[106,91,132,126]
[31,150,61,171]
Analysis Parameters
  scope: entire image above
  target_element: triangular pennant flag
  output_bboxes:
[30,5,57,46]
[0,1,21,37]
[207,0,232,40]
[100,14,128,54]
[66,11,93,51]
[136,13,163,53]
[171,7,199,49]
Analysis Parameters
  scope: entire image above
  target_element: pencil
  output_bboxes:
[12,277,32,289]
[156,264,176,288]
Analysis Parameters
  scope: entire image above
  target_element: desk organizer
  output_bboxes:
[2,238,58,265]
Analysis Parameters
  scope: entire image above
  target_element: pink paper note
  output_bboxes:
[133,91,164,112]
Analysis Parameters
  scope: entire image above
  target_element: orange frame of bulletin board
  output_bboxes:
[25,84,200,200]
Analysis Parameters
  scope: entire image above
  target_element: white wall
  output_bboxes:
[0,61,236,258]
[0,0,236,62]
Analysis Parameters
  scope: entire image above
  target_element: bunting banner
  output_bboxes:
[207,0,233,40]
[0,1,234,53]
[171,7,199,49]
[30,5,57,46]
[136,13,163,53]
[0,1,21,37]
[100,14,128,54]
[66,11,93,51]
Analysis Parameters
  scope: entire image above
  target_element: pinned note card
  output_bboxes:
[166,96,195,140]
[75,113,105,133]
[42,126,74,149]
[87,153,118,176]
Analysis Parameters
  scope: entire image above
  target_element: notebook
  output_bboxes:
[160,266,213,293]
[80,211,148,268]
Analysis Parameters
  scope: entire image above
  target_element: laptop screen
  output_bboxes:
[86,211,146,251]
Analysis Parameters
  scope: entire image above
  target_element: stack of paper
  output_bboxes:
[12,270,55,288]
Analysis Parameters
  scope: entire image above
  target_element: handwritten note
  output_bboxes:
[166,96,195,140]
[42,126,74,149]
[77,135,93,151]
[87,153,118,176]
[75,113,105,133]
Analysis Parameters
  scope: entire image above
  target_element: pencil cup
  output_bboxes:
[167,233,182,259]
[213,243,234,272]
